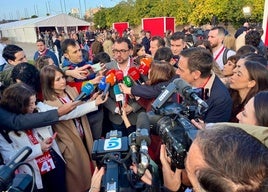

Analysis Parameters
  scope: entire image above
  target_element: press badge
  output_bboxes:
[35,151,56,175]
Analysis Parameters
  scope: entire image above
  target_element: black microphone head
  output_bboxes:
[136,112,151,145]
[173,78,191,95]
[136,112,150,130]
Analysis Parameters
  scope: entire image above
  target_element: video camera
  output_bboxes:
[0,146,35,192]
[92,120,152,192]
[148,78,208,169]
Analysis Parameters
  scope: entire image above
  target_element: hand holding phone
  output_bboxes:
[47,132,58,144]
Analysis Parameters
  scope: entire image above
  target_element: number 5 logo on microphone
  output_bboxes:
[104,138,122,151]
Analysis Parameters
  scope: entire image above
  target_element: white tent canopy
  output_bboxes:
[0,13,90,43]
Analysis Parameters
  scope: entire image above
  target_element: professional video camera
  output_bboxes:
[0,146,35,192]
[148,78,209,169]
[92,113,153,192]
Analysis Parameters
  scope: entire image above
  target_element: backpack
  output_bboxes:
[223,48,230,65]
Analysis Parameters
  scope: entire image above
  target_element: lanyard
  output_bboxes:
[26,130,39,145]
[200,75,211,88]
[214,46,225,61]
[58,95,85,138]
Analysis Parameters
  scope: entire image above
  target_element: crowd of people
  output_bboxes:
[0,21,267,192]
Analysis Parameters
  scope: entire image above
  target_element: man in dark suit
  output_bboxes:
[176,47,232,123]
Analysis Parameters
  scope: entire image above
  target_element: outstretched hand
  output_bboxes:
[160,144,182,191]
[57,101,80,116]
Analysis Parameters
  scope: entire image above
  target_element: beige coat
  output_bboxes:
[44,86,95,192]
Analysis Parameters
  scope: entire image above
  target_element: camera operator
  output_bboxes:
[159,124,268,192]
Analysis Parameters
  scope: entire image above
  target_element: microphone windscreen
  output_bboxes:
[128,67,140,81]
[138,64,149,75]
[115,70,124,82]
[136,112,150,130]
[140,57,152,67]
[98,76,107,91]
[81,83,94,96]
[106,69,116,76]
[173,78,191,95]
[106,73,116,86]
[113,84,124,102]
[123,76,133,87]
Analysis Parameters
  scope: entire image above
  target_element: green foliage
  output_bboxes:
[93,0,265,28]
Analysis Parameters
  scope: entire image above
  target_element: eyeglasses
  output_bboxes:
[112,49,129,54]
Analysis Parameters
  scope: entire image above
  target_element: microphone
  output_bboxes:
[123,76,133,87]
[173,78,208,114]
[151,79,178,111]
[0,146,32,191]
[115,70,124,83]
[135,112,151,177]
[113,84,124,113]
[140,57,152,68]
[74,82,94,101]
[98,76,107,93]
[128,132,138,165]
[105,69,116,76]
[101,72,115,100]
[128,67,144,85]
[138,64,149,76]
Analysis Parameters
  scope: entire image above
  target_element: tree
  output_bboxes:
[93,0,265,28]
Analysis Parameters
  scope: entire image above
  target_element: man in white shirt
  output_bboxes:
[208,26,236,69]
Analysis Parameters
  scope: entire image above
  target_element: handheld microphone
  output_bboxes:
[138,63,150,76]
[74,82,94,101]
[101,73,115,100]
[123,76,133,87]
[98,76,107,92]
[113,84,124,112]
[0,146,32,191]
[105,69,116,76]
[128,67,143,85]
[135,112,151,177]
[173,78,208,114]
[115,70,124,83]
[128,132,138,164]
[140,57,152,68]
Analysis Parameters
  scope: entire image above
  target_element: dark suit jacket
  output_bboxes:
[204,75,232,123]
[0,107,59,131]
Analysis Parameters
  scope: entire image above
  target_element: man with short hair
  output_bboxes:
[61,38,102,84]
[105,37,145,136]
[176,47,232,123]
[208,26,236,69]
[149,36,165,58]
[169,31,187,67]
[33,39,59,67]
[61,38,104,139]
[0,44,27,90]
